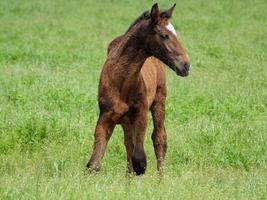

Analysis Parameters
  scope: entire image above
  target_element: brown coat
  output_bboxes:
[87,3,190,175]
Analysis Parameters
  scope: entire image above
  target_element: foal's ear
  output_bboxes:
[150,3,160,23]
[160,3,176,19]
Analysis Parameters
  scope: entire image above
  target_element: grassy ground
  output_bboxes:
[0,0,267,199]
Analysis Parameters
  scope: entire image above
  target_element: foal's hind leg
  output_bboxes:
[151,93,167,172]
[122,122,134,173]
[87,113,115,171]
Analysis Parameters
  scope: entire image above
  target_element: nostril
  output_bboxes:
[184,62,190,70]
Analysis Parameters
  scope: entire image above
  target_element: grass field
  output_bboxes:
[0,0,267,199]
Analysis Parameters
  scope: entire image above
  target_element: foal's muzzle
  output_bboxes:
[174,60,191,77]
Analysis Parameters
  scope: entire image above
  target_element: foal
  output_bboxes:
[87,3,190,175]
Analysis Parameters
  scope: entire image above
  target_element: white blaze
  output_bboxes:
[166,23,177,36]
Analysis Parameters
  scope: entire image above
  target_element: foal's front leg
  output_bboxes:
[131,109,148,175]
[122,123,134,173]
[87,113,115,171]
[151,96,167,172]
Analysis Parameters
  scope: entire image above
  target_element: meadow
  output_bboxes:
[0,0,266,199]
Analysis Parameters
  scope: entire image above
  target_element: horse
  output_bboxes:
[87,3,190,175]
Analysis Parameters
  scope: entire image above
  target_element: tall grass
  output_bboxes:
[0,0,266,199]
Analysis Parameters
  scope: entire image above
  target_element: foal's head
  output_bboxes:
[145,3,190,77]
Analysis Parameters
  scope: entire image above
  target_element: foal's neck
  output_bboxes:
[108,22,149,80]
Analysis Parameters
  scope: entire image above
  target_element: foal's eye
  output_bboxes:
[160,34,169,40]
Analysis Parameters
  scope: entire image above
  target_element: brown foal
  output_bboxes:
[87,3,190,175]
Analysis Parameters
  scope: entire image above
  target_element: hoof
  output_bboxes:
[132,152,147,175]
[157,158,165,172]
[86,160,101,172]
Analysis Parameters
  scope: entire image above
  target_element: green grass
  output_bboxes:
[0,0,267,199]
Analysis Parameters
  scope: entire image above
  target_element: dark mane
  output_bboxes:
[125,11,150,33]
